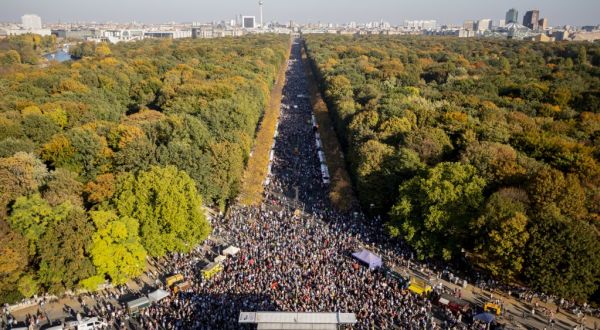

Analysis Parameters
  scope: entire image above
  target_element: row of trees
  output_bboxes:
[305,35,600,301]
[0,34,57,66]
[0,34,289,303]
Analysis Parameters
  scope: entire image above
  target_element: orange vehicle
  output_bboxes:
[172,281,191,294]
[165,274,184,287]
[484,302,502,315]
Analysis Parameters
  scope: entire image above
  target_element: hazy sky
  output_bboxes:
[2,0,598,26]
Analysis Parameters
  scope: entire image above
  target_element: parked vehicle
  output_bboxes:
[484,302,502,315]
[64,317,107,329]
[202,262,224,280]
[165,274,184,287]
[126,297,151,315]
[436,293,471,315]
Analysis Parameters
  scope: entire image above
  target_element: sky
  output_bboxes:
[1,0,598,26]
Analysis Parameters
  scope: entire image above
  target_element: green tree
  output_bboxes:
[42,168,84,207]
[0,152,48,217]
[7,194,71,256]
[577,46,588,65]
[472,188,530,280]
[461,141,526,186]
[404,127,453,165]
[63,127,112,180]
[113,166,211,257]
[388,162,486,260]
[0,138,35,158]
[88,210,146,286]
[524,207,600,302]
[37,207,95,293]
[21,114,61,145]
[0,50,21,65]
[17,274,39,298]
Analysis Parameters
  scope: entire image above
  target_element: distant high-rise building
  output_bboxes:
[505,8,519,24]
[538,18,549,30]
[523,10,540,30]
[258,0,264,28]
[476,19,492,31]
[21,14,42,30]
[242,16,256,29]
[498,19,506,28]
[404,20,436,30]
[463,20,476,31]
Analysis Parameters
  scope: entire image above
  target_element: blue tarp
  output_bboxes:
[474,312,495,323]
[352,249,383,269]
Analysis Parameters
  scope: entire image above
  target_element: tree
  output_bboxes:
[112,166,212,257]
[528,167,588,221]
[0,50,21,65]
[17,274,38,298]
[472,188,530,280]
[202,142,244,208]
[62,128,112,180]
[577,46,588,65]
[388,162,486,260]
[37,207,95,293]
[42,168,84,207]
[88,210,146,286]
[461,141,526,186]
[21,114,61,145]
[524,207,600,302]
[0,221,28,295]
[7,194,71,256]
[0,152,48,218]
[84,173,116,205]
[404,127,453,165]
[0,138,35,158]
[94,43,112,57]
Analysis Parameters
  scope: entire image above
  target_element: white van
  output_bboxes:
[65,317,107,329]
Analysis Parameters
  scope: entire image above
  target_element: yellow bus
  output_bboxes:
[408,275,433,296]
[202,262,224,280]
[165,274,184,287]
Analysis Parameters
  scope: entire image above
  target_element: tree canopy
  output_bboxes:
[306,35,600,301]
[0,34,289,302]
[113,166,211,257]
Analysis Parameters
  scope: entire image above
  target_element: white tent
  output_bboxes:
[223,246,240,256]
[214,255,227,263]
[147,289,169,303]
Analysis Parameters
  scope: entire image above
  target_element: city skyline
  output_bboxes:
[1,0,599,26]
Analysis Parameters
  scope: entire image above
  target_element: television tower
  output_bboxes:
[259,0,264,29]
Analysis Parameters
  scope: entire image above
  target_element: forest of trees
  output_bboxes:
[305,35,600,302]
[0,34,289,303]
